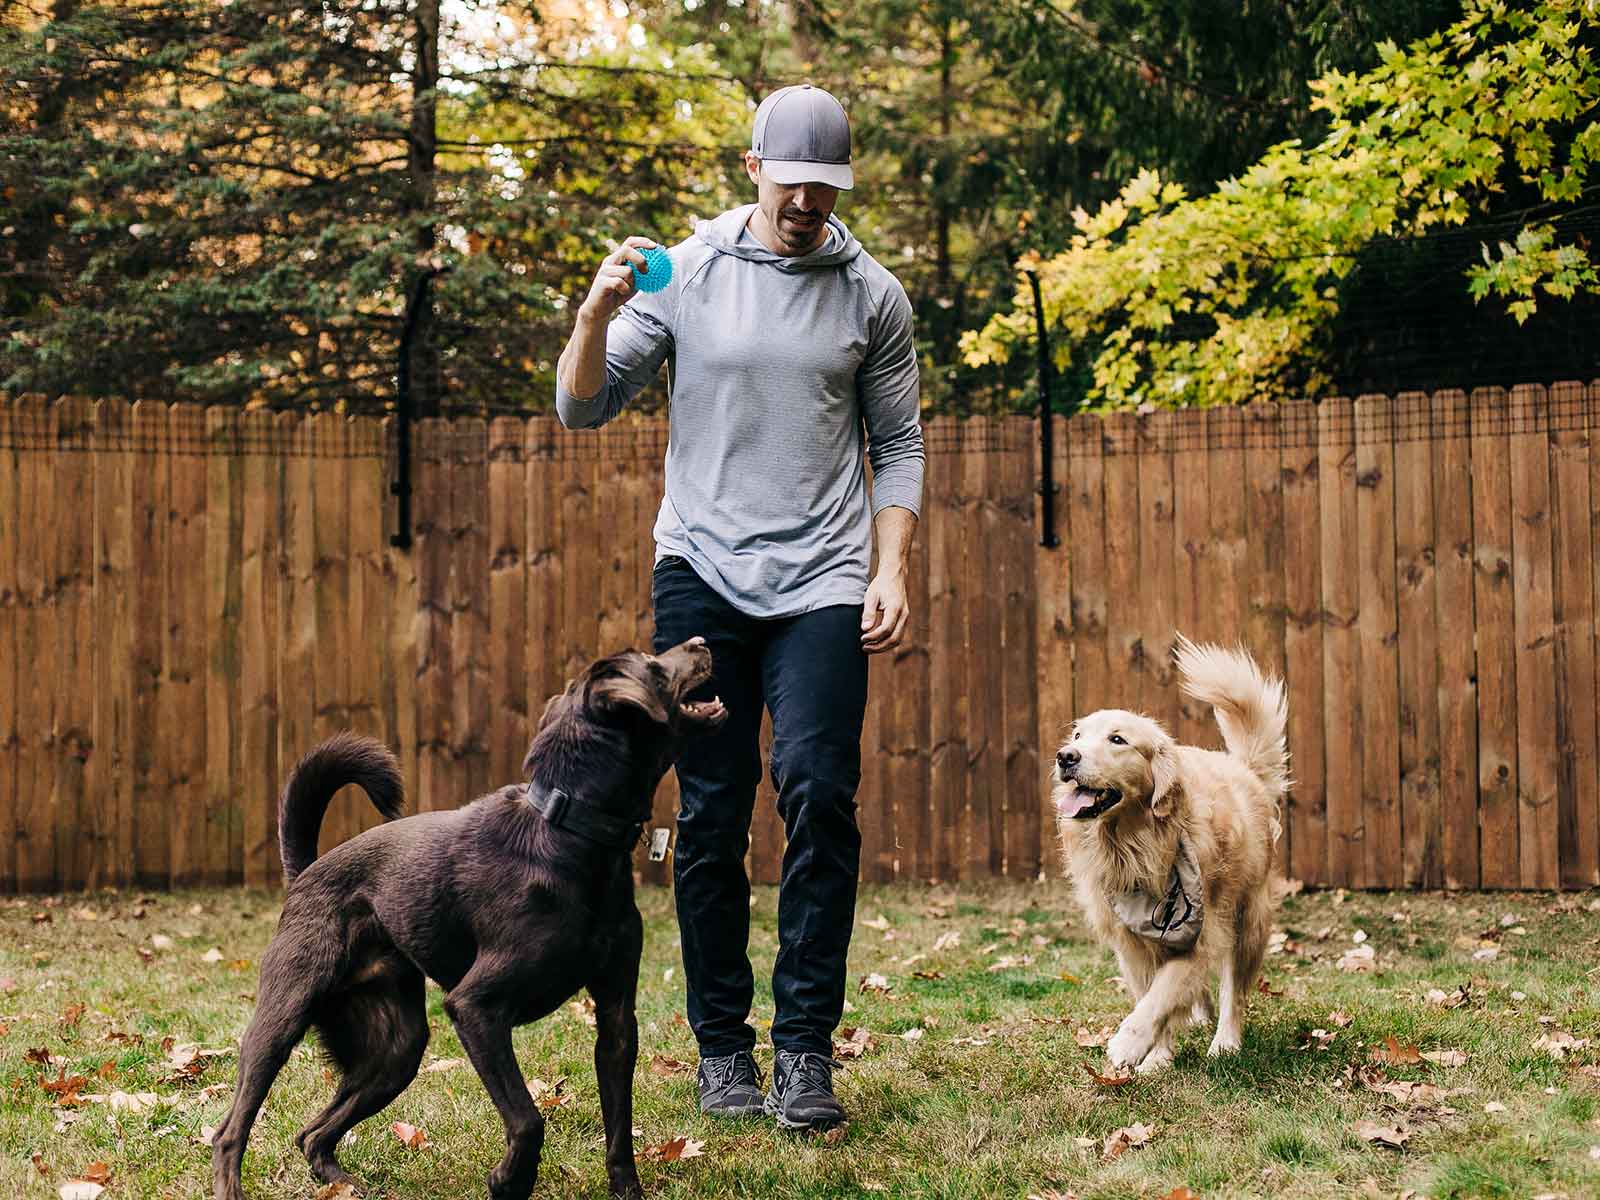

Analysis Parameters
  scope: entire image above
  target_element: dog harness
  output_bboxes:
[526,781,645,851]
[1110,838,1205,951]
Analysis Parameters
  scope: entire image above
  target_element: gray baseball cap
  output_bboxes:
[750,84,853,190]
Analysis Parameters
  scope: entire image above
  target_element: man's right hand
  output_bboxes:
[578,236,659,324]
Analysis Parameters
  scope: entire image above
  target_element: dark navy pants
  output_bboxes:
[652,556,868,1057]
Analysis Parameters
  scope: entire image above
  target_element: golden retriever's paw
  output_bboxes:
[1107,1021,1154,1070]
[1135,1043,1174,1074]
[1207,1029,1242,1057]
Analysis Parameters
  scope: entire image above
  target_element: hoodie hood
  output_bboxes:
[694,203,862,272]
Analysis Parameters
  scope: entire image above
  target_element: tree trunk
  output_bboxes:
[408,0,442,414]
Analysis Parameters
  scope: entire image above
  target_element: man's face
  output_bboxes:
[744,152,839,255]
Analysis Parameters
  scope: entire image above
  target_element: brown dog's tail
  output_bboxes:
[278,732,404,885]
[1173,635,1291,829]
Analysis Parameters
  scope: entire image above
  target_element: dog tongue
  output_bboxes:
[1056,784,1099,818]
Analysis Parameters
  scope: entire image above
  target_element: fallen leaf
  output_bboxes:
[199,1125,216,1146]
[58,1184,102,1200]
[814,1124,848,1146]
[201,948,224,964]
[860,973,892,994]
[1298,1028,1339,1052]
[569,998,596,1028]
[103,1090,163,1113]
[31,1152,48,1177]
[1082,1062,1135,1088]
[833,1027,876,1059]
[311,1183,360,1200]
[986,954,1035,972]
[33,911,52,924]
[1073,1026,1112,1048]
[151,935,174,951]
[932,930,961,952]
[950,1036,991,1047]
[70,906,98,922]
[637,1135,705,1163]
[1421,1049,1469,1067]
[42,1069,90,1107]
[1472,945,1500,962]
[647,1055,692,1077]
[1352,1120,1410,1149]
[391,1121,429,1150]
[1337,944,1376,973]
[1533,1031,1589,1060]
[861,914,892,931]
[1102,1122,1156,1160]
[1352,930,1369,944]
[900,1027,924,1042]
[1329,1010,1354,1027]
[1371,1036,1423,1066]
[912,969,944,980]
[425,1057,464,1074]
[1159,1189,1201,1200]
[76,1163,111,1186]
[60,1003,87,1028]
[1257,978,1284,997]
[25,1047,53,1066]
[1484,1101,1507,1114]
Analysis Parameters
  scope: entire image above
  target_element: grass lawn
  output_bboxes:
[3,879,1599,1199]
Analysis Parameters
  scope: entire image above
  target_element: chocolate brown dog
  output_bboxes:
[211,638,727,1200]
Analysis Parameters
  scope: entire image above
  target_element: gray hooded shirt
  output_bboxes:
[555,204,925,619]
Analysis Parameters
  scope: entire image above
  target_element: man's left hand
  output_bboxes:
[860,570,910,654]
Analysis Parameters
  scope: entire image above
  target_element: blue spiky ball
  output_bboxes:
[631,245,673,294]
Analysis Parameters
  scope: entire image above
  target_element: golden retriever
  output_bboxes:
[1053,636,1289,1073]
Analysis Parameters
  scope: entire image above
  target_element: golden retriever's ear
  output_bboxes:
[587,671,670,725]
[1149,741,1183,819]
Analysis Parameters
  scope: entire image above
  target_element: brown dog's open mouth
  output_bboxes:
[1056,781,1122,820]
[681,697,726,723]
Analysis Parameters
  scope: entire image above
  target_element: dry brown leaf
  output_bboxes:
[912,969,944,980]
[60,1003,87,1028]
[391,1121,429,1150]
[31,1151,48,1177]
[1371,1036,1423,1065]
[815,1124,848,1147]
[1329,1010,1354,1027]
[1533,1030,1589,1060]
[1102,1122,1156,1160]
[1337,944,1376,973]
[861,914,892,931]
[932,930,961,952]
[32,911,52,924]
[833,1027,876,1060]
[569,998,597,1028]
[76,1163,112,1186]
[312,1183,360,1200]
[150,934,174,951]
[1257,978,1284,997]
[1073,1026,1112,1049]
[25,1047,53,1066]
[1352,1120,1410,1149]
[647,1055,692,1077]
[1297,1028,1339,1052]
[1082,1062,1135,1089]
[859,973,893,994]
[637,1135,705,1163]
[42,1069,90,1108]
[1159,1189,1201,1200]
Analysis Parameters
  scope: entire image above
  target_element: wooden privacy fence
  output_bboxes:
[2,384,1599,893]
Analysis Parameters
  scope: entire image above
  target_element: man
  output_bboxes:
[554,83,923,1132]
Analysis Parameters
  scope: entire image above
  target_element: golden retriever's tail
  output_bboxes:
[1174,635,1290,826]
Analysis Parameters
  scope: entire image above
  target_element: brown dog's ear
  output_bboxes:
[587,671,670,725]
[1149,741,1183,819]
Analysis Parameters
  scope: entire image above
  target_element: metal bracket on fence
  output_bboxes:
[1027,270,1061,549]
[390,265,450,551]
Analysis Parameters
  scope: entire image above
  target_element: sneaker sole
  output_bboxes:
[763,1095,845,1132]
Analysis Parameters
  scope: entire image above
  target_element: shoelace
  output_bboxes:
[780,1052,843,1095]
[706,1051,762,1090]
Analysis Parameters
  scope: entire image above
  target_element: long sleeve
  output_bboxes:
[858,281,925,517]
[554,290,674,429]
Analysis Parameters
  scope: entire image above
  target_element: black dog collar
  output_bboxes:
[526,782,645,852]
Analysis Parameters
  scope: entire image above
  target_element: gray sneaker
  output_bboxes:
[696,1050,766,1118]
[764,1050,846,1131]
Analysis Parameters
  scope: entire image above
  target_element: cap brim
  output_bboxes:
[759,158,854,190]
